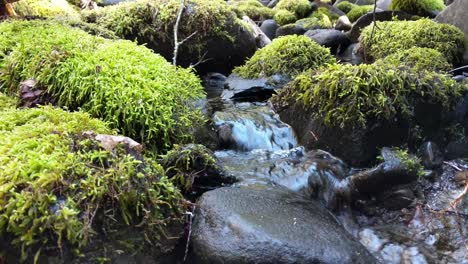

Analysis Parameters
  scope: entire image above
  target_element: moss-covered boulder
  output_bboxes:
[336,1,355,13]
[0,20,205,152]
[347,4,373,22]
[274,0,311,18]
[11,0,79,17]
[229,0,276,21]
[0,106,184,262]
[376,47,451,72]
[273,9,297,25]
[234,35,336,79]
[85,0,257,74]
[390,0,445,17]
[360,19,465,65]
[271,63,466,166]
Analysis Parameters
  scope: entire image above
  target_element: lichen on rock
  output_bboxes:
[234,35,336,78]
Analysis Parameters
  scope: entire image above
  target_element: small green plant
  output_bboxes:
[274,0,311,18]
[376,47,451,72]
[160,144,221,193]
[390,0,445,16]
[0,106,184,261]
[234,35,336,78]
[347,5,373,22]
[394,148,425,178]
[360,19,465,65]
[273,9,297,25]
[0,20,205,152]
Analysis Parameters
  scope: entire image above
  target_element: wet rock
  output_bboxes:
[378,187,416,210]
[445,140,468,159]
[19,79,45,107]
[260,19,279,40]
[347,148,421,194]
[336,43,364,64]
[191,186,377,264]
[347,11,414,42]
[435,0,468,65]
[305,29,351,54]
[267,0,278,8]
[275,24,307,38]
[419,142,444,169]
[202,72,226,99]
[335,15,352,31]
[222,74,289,102]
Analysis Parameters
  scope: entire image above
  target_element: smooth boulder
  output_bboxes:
[190,186,377,264]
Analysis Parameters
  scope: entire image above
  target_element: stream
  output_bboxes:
[199,87,468,264]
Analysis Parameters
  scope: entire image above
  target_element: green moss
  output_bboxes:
[230,0,276,21]
[234,35,336,78]
[336,1,356,13]
[85,0,250,67]
[0,106,184,260]
[296,17,331,29]
[161,144,220,193]
[274,0,311,18]
[0,20,205,152]
[347,5,373,22]
[273,9,297,25]
[12,0,79,18]
[376,47,451,72]
[274,63,465,129]
[0,93,16,110]
[390,0,445,16]
[360,19,466,65]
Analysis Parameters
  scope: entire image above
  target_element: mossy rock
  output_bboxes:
[85,0,257,74]
[336,1,356,13]
[274,0,311,18]
[376,47,452,72]
[296,17,332,30]
[347,4,373,22]
[360,19,466,65]
[273,9,297,25]
[272,63,466,165]
[11,0,79,18]
[229,0,276,21]
[390,0,445,16]
[233,35,336,79]
[0,106,184,261]
[0,20,205,152]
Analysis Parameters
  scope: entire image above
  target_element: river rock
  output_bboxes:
[203,72,226,99]
[305,29,351,54]
[335,15,352,31]
[260,19,279,40]
[419,141,443,169]
[435,0,468,65]
[222,74,289,102]
[190,186,377,264]
[275,24,307,38]
[336,43,364,64]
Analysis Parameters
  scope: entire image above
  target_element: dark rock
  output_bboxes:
[275,24,307,38]
[191,186,377,264]
[260,19,279,40]
[419,142,444,169]
[335,15,352,31]
[217,123,236,148]
[378,187,416,210]
[305,29,351,54]
[202,72,226,99]
[347,11,414,42]
[347,148,421,194]
[222,74,290,102]
[19,79,43,108]
[435,0,468,65]
[445,140,468,159]
[267,0,278,8]
[336,43,364,64]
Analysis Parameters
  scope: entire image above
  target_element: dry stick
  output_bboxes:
[172,0,197,65]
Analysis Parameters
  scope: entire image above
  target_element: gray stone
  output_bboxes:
[335,15,352,31]
[376,0,392,10]
[305,29,351,54]
[260,19,279,40]
[222,74,289,102]
[275,24,307,38]
[419,142,444,169]
[191,186,377,264]
[203,72,226,99]
[436,0,468,65]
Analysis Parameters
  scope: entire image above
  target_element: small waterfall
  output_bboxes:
[213,103,297,151]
